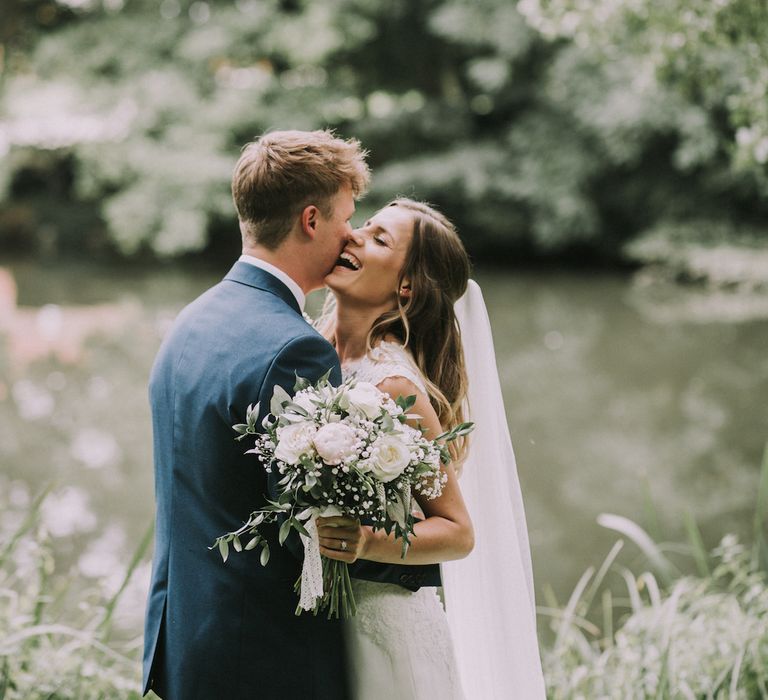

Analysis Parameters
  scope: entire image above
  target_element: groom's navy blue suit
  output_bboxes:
[143,261,439,699]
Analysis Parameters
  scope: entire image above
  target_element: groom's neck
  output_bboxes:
[241,242,316,295]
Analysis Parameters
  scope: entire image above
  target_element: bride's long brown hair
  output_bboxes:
[322,198,471,462]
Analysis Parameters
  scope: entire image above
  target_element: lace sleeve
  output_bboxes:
[342,341,428,396]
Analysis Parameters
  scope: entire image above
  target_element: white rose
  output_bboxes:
[346,382,384,419]
[312,422,359,465]
[368,435,411,482]
[274,421,317,464]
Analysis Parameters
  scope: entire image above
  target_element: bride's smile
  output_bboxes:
[325,205,414,309]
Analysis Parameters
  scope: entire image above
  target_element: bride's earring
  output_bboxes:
[399,286,411,298]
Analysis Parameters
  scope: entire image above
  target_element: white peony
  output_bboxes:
[368,435,411,482]
[346,382,384,419]
[312,422,359,465]
[274,421,317,464]
[292,392,317,416]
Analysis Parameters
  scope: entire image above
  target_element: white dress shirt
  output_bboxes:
[238,254,306,311]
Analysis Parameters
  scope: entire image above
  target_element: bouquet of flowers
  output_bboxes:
[212,372,472,619]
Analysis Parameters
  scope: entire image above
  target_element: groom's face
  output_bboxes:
[313,184,356,282]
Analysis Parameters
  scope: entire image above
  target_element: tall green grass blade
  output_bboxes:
[98,521,154,641]
[554,566,594,652]
[601,588,613,650]
[729,646,745,699]
[598,513,676,584]
[0,485,51,566]
[0,656,8,700]
[542,582,559,611]
[0,624,136,666]
[579,539,624,617]
[618,566,642,612]
[752,442,768,570]
[535,606,601,637]
[642,474,661,542]
[638,571,662,608]
[684,510,710,577]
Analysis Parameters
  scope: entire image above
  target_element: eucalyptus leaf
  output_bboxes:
[293,519,310,538]
[279,518,292,545]
[260,544,270,566]
[386,491,407,528]
[285,402,310,417]
[293,373,310,392]
[270,385,291,415]
[218,538,229,563]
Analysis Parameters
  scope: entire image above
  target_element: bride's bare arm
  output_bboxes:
[316,376,474,565]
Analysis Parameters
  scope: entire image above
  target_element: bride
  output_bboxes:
[314,198,546,699]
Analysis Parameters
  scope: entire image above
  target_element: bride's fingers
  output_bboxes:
[316,525,359,540]
[318,535,357,550]
[317,516,359,528]
[319,543,357,563]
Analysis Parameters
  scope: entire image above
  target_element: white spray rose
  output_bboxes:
[346,382,384,419]
[312,422,359,465]
[368,435,411,482]
[274,421,317,464]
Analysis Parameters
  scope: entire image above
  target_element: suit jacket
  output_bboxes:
[142,261,439,700]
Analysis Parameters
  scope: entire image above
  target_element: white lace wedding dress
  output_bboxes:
[342,341,467,700]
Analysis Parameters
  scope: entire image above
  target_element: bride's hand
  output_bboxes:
[316,516,371,563]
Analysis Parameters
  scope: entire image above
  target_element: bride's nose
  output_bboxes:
[348,228,365,246]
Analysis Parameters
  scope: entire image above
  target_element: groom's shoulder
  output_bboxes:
[174,278,328,348]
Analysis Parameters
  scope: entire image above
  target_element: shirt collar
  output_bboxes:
[238,254,306,311]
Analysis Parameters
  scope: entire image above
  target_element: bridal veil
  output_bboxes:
[442,279,547,698]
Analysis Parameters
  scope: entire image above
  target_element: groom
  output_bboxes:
[142,130,438,699]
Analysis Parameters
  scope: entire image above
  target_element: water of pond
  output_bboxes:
[1,259,766,631]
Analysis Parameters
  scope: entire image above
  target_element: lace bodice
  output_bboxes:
[341,341,428,395]
[342,344,465,700]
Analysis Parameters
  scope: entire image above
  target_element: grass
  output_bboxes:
[0,485,153,700]
[1,445,766,698]
[540,444,768,699]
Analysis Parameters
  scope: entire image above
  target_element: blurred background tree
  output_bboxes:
[0,0,766,268]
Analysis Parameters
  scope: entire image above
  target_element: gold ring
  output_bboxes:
[341,539,347,551]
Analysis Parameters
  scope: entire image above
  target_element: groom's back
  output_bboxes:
[143,264,349,700]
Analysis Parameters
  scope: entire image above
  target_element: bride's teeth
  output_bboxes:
[339,252,360,270]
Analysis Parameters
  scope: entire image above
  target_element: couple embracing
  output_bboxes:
[142,129,546,699]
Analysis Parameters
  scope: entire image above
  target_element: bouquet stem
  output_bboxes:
[294,557,357,619]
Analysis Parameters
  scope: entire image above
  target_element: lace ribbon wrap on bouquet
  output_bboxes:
[298,512,324,611]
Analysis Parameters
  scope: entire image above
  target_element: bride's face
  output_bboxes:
[325,205,413,308]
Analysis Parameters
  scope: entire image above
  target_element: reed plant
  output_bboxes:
[2,445,766,699]
[0,485,153,700]
[541,445,768,699]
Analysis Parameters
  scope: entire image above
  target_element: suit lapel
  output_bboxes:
[223,261,302,315]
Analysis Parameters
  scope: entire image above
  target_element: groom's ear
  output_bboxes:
[300,205,319,239]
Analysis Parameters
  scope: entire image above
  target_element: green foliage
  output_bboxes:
[521,0,768,178]
[0,482,151,700]
[543,532,768,698]
[625,220,768,290]
[542,446,768,698]
[1,0,767,266]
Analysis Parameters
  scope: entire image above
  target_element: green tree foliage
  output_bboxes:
[0,0,766,263]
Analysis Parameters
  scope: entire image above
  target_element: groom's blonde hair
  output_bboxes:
[232,129,370,249]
